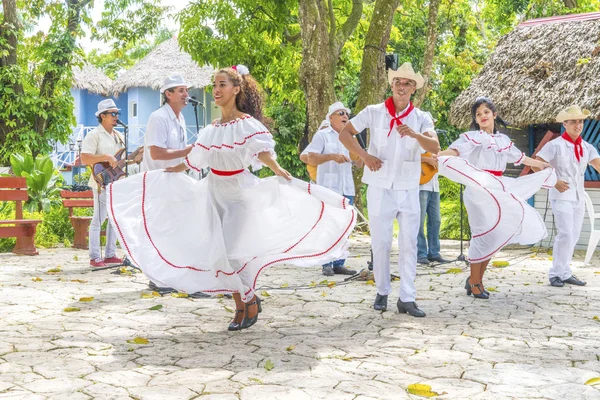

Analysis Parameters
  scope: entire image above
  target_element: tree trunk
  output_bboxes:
[352,0,399,228]
[33,0,92,138]
[413,0,441,107]
[298,0,363,139]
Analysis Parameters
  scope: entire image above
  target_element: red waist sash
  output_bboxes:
[211,168,244,176]
[484,169,503,176]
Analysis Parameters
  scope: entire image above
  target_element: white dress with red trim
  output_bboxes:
[107,116,356,301]
[440,130,557,263]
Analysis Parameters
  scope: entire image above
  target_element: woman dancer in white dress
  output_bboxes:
[436,97,555,299]
[107,66,356,330]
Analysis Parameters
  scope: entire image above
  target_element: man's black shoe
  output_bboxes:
[374,294,388,311]
[562,275,586,286]
[549,277,564,287]
[428,255,450,264]
[148,281,178,295]
[417,257,430,265]
[333,266,357,275]
[397,300,426,317]
[322,265,335,276]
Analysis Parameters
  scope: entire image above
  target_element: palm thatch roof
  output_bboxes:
[450,13,600,128]
[72,63,113,96]
[111,37,215,95]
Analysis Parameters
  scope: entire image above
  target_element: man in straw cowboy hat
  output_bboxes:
[141,74,193,172]
[338,62,440,317]
[535,105,600,287]
[80,99,125,267]
[300,101,360,277]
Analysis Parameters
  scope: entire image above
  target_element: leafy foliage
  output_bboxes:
[9,150,63,213]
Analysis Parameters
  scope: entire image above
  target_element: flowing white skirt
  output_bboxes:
[437,156,556,263]
[107,170,356,301]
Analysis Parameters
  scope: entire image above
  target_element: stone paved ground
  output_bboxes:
[1,235,600,399]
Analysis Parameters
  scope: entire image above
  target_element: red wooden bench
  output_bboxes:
[0,177,41,255]
[60,190,95,250]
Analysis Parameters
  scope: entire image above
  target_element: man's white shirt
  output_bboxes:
[141,104,188,171]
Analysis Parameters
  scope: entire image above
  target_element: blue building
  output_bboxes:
[111,37,217,152]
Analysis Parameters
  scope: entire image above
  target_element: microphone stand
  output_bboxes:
[189,96,207,179]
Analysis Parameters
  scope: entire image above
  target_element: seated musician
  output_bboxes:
[80,99,124,268]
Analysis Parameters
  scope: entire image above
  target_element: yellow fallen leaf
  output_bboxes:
[140,291,161,299]
[286,345,295,352]
[446,268,462,274]
[548,256,553,261]
[327,281,336,288]
[491,260,509,267]
[280,283,289,288]
[309,281,317,287]
[73,255,79,261]
[70,279,88,283]
[127,337,149,345]
[46,267,62,274]
[595,272,600,275]
[216,294,224,298]
[224,306,235,313]
[407,383,440,397]
[585,377,600,385]
[31,277,42,282]
[63,307,80,312]
[523,283,530,286]
[171,293,188,298]
[366,280,375,286]
[264,359,275,371]
[319,279,329,284]
[248,377,263,384]
[593,316,599,321]
[119,267,132,275]
[79,297,94,302]
[486,287,498,292]
[320,291,327,297]
[260,291,270,297]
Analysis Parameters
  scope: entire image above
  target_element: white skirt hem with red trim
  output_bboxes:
[107,170,356,302]
[438,156,556,263]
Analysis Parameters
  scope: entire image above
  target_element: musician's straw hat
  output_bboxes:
[556,105,591,122]
[160,74,191,93]
[95,99,120,117]
[388,62,424,89]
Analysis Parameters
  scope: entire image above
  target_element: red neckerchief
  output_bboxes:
[384,97,414,137]
[561,132,583,162]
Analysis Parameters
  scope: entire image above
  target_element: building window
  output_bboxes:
[130,102,137,117]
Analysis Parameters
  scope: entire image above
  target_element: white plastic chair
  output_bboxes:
[583,191,600,265]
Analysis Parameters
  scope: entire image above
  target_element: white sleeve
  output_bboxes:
[420,113,435,134]
[302,132,326,155]
[349,107,371,133]
[587,142,600,162]
[449,133,477,159]
[536,141,556,163]
[81,130,99,155]
[506,141,525,165]
[144,115,169,148]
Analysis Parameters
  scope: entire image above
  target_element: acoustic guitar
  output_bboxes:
[92,146,144,187]
[420,152,437,184]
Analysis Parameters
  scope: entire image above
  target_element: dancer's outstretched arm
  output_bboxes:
[258,151,292,181]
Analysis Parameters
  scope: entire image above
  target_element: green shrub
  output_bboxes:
[440,198,470,240]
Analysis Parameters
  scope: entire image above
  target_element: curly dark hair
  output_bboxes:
[216,68,269,127]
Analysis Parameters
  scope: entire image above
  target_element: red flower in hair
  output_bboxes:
[231,65,237,71]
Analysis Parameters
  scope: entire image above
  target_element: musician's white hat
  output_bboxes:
[95,99,120,117]
[160,74,191,94]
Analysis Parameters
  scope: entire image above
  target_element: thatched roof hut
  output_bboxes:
[72,63,113,96]
[450,12,600,129]
[111,37,215,95]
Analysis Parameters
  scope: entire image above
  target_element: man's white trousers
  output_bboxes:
[367,185,420,302]
[550,199,585,280]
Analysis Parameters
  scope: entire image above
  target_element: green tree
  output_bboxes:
[0,0,168,163]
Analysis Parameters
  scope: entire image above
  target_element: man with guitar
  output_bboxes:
[80,99,125,268]
[338,63,440,317]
